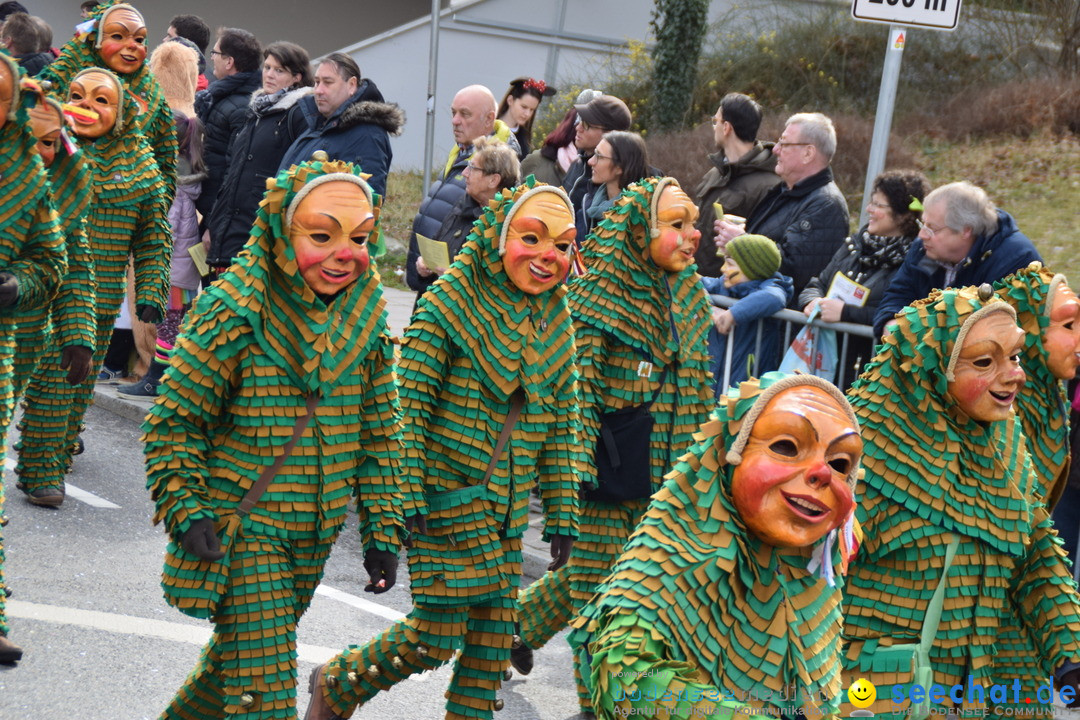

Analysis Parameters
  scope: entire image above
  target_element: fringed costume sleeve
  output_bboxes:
[131,193,173,317]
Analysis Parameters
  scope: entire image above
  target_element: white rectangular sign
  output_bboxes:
[851,0,962,31]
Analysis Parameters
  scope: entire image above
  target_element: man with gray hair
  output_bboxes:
[872,180,1041,337]
[715,111,849,302]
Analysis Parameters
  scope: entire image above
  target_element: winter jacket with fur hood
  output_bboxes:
[277,78,404,197]
[207,86,312,267]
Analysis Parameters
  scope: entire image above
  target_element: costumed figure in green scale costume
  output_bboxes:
[15,66,171,507]
[513,176,714,713]
[144,153,405,720]
[0,50,68,665]
[990,263,1080,716]
[841,283,1080,717]
[570,371,863,720]
[12,83,97,508]
[304,178,582,720]
[38,1,177,203]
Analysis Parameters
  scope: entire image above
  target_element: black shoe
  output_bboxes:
[117,377,159,397]
[17,482,64,507]
[509,642,534,676]
[72,436,85,455]
[0,633,24,664]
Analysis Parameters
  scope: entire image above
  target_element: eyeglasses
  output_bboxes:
[592,151,612,162]
[579,119,603,132]
[867,201,891,211]
[465,162,485,174]
[916,218,949,237]
[209,50,226,57]
[774,139,813,151]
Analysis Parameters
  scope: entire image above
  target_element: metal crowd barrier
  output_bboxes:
[710,295,876,391]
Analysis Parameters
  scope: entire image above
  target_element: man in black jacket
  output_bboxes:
[195,27,261,227]
[715,112,849,303]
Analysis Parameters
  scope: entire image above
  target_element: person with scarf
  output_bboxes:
[571,372,863,719]
[145,153,404,720]
[0,49,67,663]
[512,176,714,715]
[12,83,95,508]
[842,283,1080,717]
[798,169,929,387]
[304,178,581,720]
[15,66,171,508]
[39,1,177,203]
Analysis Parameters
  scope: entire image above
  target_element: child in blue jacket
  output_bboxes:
[701,234,792,395]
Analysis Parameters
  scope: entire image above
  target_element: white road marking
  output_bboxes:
[315,584,406,621]
[6,599,341,663]
[4,457,120,508]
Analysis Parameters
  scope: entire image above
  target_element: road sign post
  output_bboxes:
[852,0,962,227]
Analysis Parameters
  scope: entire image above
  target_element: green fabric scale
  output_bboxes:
[398,178,582,606]
[571,373,850,720]
[843,285,1080,718]
[38,1,178,202]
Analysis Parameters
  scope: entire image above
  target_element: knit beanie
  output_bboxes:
[148,40,198,117]
[726,234,780,280]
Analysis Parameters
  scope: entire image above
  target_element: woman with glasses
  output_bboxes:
[797,169,930,387]
[582,130,650,235]
[415,137,520,279]
[206,41,314,277]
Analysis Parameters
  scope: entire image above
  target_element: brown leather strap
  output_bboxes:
[236,393,319,518]
[481,389,524,486]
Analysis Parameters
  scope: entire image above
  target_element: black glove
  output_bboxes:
[180,518,226,561]
[403,513,428,548]
[60,345,93,385]
[548,534,574,571]
[0,272,18,308]
[136,303,162,324]
[363,549,398,593]
[1058,668,1080,708]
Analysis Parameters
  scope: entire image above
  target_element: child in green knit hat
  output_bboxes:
[701,234,793,393]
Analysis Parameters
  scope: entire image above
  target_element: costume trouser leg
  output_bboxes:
[517,499,647,711]
[11,307,49,402]
[321,597,515,720]
[0,330,17,636]
[989,620,1053,716]
[161,533,332,720]
[15,240,127,494]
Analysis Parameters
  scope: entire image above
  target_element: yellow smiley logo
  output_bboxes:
[847,678,876,709]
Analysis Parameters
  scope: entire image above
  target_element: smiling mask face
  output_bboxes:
[502,192,575,294]
[97,6,148,75]
[730,385,860,548]
[289,181,374,296]
[67,70,120,139]
[649,184,700,273]
[947,310,1026,423]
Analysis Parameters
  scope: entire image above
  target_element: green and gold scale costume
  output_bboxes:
[38,1,177,203]
[0,52,67,639]
[144,157,404,720]
[316,180,582,720]
[842,285,1080,718]
[13,93,96,495]
[990,263,1076,714]
[570,373,860,720]
[515,177,714,711]
[16,67,171,499]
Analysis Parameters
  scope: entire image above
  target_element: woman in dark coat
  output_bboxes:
[797,169,929,386]
[206,41,312,274]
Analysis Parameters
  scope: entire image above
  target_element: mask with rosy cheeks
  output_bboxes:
[68,71,120,139]
[0,63,12,130]
[28,101,64,168]
[1044,283,1080,380]
[97,7,148,75]
[289,181,374,296]
[947,310,1026,423]
[502,193,575,294]
[730,385,860,548]
[650,185,701,273]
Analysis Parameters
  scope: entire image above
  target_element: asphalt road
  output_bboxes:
[0,397,584,720]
